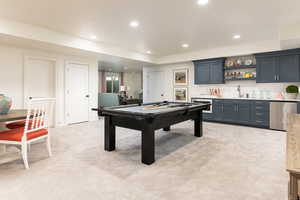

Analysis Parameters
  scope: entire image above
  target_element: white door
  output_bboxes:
[146,71,165,103]
[24,57,56,126]
[66,63,89,124]
[24,57,56,101]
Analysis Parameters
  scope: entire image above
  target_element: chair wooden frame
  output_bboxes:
[0,98,55,169]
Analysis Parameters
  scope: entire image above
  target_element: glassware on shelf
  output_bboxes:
[238,72,241,78]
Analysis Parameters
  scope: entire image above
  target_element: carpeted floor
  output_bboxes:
[0,120,288,200]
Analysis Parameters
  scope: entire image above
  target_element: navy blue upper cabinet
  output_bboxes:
[277,55,300,82]
[194,62,210,84]
[256,48,300,83]
[193,58,225,84]
[256,57,277,83]
[210,61,224,84]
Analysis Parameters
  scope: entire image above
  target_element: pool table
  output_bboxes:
[93,101,210,165]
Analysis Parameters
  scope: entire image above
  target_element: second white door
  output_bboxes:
[146,71,166,103]
[66,63,89,124]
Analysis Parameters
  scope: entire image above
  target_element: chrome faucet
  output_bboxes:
[237,85,242,98]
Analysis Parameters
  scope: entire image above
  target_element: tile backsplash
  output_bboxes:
[190,81,300,99]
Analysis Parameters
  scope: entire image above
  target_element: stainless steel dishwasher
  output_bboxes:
[270,101,298,131]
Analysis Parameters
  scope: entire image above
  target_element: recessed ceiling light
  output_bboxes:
[197,0,209,5]
[129,21,139,28]
[182,44,189,48]
[146,51,152,54]
[90,35,97,40]
[233,35,241,39]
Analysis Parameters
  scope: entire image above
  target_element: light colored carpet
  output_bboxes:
[0,120,288,200]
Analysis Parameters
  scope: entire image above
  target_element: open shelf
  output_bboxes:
[224,65,256,70]
[225,77,256,81]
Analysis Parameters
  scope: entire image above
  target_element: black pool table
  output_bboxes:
[92,101,210,165]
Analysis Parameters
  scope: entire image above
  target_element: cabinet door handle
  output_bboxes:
[256,106,264,109]
[274,75,277,81]
[221,104,224,112]
[255,101,264,105]
[236,105,239,112]
[277,75,280,81]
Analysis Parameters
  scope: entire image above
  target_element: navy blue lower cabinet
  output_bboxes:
[209,99,270,128]
[250,101,270,128]
[236,101,252,124]
[203,113,213,120]
[222,101,236,122]
[212,104,223,121]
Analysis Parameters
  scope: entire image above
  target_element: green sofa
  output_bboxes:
[98,93,120,108]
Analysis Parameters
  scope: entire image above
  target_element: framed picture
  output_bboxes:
[174,69,188,86]
[174,87,188,102]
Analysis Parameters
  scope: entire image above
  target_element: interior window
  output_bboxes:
[106,73,120,93]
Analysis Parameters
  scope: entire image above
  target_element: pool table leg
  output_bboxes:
[104,116,115,151]
[163,126,171,131]
[142,127,155,165]
[194,111,203,137]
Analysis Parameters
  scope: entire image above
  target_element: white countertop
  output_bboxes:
[191,96,300,102]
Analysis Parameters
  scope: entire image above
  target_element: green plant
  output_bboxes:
[286,85,299,93]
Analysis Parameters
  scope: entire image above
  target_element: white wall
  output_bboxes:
[0,44,98,126]
[143,61,300,102]
[123,72,142,99]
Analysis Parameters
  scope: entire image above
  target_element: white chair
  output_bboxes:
[0,98,55,169]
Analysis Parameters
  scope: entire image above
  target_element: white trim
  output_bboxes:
[23,55,59,127]
[65,60,90,125]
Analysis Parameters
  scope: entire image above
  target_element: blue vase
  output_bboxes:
[0,94,12,114]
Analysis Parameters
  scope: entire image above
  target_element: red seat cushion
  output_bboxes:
[6,120,44,129]
[0,128,48,142]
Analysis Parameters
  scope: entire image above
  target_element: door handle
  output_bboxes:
[86,95,90,98]
[29,97,33,100]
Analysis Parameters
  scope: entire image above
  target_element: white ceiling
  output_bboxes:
[0,33,152,72]
[0,0,299,59]
[99,58,149,72]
